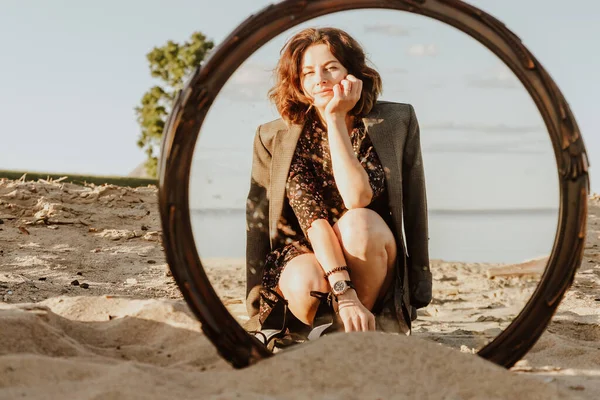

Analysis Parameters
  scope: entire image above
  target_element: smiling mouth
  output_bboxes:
[315,90,333,95]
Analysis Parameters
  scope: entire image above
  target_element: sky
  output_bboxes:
[1,1,598,212]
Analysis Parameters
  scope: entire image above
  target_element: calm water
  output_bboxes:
[190,208,558,264]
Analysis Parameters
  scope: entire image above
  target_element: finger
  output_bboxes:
[343,317,353,333]
[368,315,376,331]
[333,83,342,98]
[352,79,362,98]
[341,79,352,95]
[365,314,375,331]
[360,316,370,332]
[346,75,361,92]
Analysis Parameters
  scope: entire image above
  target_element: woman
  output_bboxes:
[245,27,431,343]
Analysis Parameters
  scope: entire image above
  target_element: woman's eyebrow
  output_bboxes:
[302,60,339,70]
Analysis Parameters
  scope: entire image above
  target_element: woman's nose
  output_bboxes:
[314,69,327,83]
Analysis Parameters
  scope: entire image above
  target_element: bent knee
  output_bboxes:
[334,208,394,257]
[278,255,328,298]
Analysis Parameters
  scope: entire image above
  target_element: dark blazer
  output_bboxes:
[245,101,431,333]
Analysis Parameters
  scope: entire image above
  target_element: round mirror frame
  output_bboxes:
[158,0,590,369]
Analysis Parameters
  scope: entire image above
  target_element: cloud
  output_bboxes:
[219,84,270,102]
[421,121,545,134]
[363,24,413,36]
[230,63,274,85]
[219,63,274,102]
[407,44,438,57]
[466,65,521,89]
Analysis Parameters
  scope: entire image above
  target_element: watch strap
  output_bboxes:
[331,280,355,298]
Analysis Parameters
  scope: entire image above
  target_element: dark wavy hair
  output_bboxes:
[268,27,382,125]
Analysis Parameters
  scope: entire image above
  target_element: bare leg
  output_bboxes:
[277,253,329,325]
[333,208,397,310]
[277,208,396,324]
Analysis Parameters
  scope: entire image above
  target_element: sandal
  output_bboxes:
[306,290,342,340]
[249,288,341,350]
[248,288,290,351]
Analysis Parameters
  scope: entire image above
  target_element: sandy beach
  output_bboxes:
[1,177,599,399]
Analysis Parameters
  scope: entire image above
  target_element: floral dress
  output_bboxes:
[259,115,393,323]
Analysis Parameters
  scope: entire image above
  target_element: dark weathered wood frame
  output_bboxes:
[158,0,590,369]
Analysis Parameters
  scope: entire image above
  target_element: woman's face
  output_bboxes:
[300,43,349,110]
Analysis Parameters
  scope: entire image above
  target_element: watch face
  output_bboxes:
[333,281,346,292]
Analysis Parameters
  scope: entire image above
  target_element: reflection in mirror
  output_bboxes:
[189,9,558,353]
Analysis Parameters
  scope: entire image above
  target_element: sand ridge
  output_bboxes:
[1,178,599,399]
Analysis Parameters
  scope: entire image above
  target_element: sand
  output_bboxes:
[1,177,599,399]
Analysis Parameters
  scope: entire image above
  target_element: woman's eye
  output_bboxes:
[304,71,314,76]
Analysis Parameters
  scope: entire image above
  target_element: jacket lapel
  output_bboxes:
[362,111,404,244]
[269,123,303,248]
[363,109,409,313]
[362,113,401,193]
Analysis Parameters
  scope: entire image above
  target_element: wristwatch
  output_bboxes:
[331,280,355,298]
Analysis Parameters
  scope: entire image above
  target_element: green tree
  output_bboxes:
[135,32,214,178]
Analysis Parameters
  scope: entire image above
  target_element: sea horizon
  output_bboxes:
[190,207,559,264]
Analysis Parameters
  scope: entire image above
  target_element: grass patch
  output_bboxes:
[0,170,158,188]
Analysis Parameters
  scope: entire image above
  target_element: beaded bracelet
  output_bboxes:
[324,265,351,280]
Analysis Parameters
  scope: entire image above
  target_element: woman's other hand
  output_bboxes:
[336,289,376,332]
[324,74,363,119]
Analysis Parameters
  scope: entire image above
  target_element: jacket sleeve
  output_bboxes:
[402,104,432,309]
[245,125,272,317]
